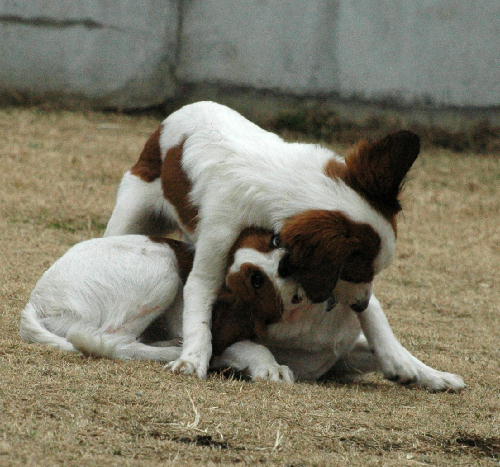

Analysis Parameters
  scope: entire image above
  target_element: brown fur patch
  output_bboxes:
[212,262,283,355]
[212,229,282,355]
[324,158,348,179]
[279,210,380,303]
[325,154,399,233]
[130,126,162,182]
[211,296,256,356]
[226,227,274,269]
[161,141,199,233]
[325,131,420,232]
[148,237,194,283]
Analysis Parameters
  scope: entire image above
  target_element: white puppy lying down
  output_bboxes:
[20,233,465,391]
[20,230,299,381]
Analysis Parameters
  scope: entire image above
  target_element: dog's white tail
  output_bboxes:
[67,330,181,362]
[20,304,181,362]
[19,303,76,352]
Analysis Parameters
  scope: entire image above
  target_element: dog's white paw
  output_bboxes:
[166,358,196,375]
[250,363,295,383]
[411,367,465,393]
[166,355,209,379]
[379,348,465,392]
[166,335,211,379]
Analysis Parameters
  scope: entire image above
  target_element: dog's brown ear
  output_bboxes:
[345,131,420,214]
[279,210,357,303]
[211,291,256,356]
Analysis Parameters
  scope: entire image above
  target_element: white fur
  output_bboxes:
[211,341,295,383]
[104,174,177,237]
[105,101,397,378]
[20,235,184,361]
[20,235,465,391]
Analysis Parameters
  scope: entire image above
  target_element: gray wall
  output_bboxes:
[0,0,179,107]
[0,0,498,111]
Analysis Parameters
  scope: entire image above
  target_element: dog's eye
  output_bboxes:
[250,270,265,289]
[270,234,281,249]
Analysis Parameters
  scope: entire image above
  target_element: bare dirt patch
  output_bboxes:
[0,107,498,465]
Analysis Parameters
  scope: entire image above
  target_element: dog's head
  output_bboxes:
[211,228,303,355]
[278,130,420,310]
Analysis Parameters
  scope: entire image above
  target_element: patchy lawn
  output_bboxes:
[0,107,498,465]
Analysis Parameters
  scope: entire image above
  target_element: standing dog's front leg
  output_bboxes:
[167,224,240,379]
[357,296,465,392]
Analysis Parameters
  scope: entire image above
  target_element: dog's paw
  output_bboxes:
[166,335,211,379]
[411,367,465,393]
[380,349,465,392]
[166,357,208,379]
[250,363,295,383]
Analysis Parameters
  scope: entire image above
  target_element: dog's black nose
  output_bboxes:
[350,299,369,313]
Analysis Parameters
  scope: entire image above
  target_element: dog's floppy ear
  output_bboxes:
[211,290,256,356]
[279,210,356,303]
[345,131,420,214]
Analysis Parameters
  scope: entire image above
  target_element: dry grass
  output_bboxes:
[0,106,498,466]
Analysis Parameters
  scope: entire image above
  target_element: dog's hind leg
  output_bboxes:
[104,172,176,237]
[68,331,182,362]
[110,341,182,361]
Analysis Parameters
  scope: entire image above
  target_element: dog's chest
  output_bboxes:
[259,306,361,380]
[262,305,360,353]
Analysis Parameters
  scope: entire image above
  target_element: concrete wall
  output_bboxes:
[334,1,499,107]
[178,0,339,95]
[0,0,179,108]
[0,0,498,111]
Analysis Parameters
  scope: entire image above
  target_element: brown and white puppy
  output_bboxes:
[211,229,297,355]
[146,229,300,358]
[20,229,297,382]
[103,101,420,378]
[277,133,418,306]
